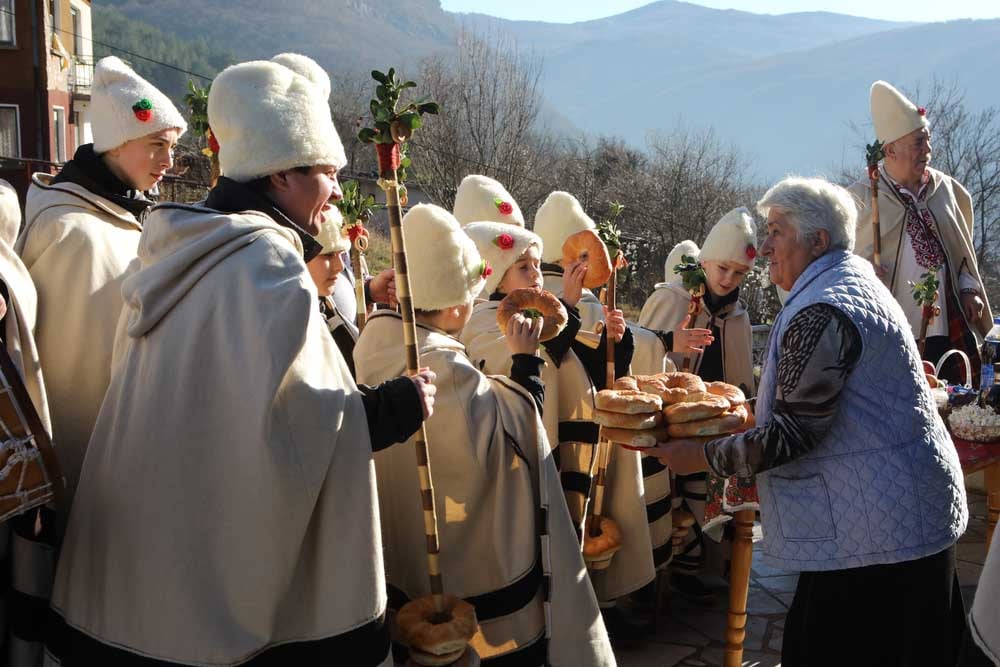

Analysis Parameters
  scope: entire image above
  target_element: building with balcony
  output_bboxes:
[0,0,93,203]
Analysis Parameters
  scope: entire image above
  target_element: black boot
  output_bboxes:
[600,605,648,650]
[668,571,715,601]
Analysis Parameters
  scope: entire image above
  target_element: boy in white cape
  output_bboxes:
[355,203,615,666]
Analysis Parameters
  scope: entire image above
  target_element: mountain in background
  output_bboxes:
[93,0,1000,179]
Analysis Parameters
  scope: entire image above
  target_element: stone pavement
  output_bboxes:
[615,490,990,667]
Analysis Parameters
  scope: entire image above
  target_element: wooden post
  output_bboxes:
[724,509,755,667]
[378,143,443,607]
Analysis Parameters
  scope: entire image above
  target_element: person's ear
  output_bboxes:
[883,140,897,160]
[812,229,831,257]
[268,170,292,194]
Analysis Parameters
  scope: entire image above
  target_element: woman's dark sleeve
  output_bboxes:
[539,300,582,367]
[705,303,862,477]
[358,376,424,451]
[509,353,546,414]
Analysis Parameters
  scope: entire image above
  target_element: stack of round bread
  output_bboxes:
[601,373,752,448]
[594,380,666,450]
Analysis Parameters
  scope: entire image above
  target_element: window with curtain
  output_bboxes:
[0,106,19,157]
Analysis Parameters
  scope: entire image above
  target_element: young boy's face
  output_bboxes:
[702,259,750,297]
[498,245,543,293]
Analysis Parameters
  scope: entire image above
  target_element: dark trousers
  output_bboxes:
[782,545,966,667]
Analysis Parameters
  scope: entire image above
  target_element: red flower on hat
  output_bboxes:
[746,244,757,260]
[480,259,493,279]
[207,128,220,155]
[918,106,926,116]
[132,98,153,123]
[494,198,514,216]
[493,233,515,250]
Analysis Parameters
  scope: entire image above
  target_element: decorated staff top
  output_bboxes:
[674,254,708,315]
[358,67,440,171]
[909,268,942,324]
[334,180,382,248]
[865,139,885,182]
[596,201,628,268]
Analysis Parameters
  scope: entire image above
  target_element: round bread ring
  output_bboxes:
[613,376,639,392]
[705,381,747,405]
[561,230,612,289]
[397,594,478,667]
[666,404,747,438]
[593,409,663,430]
[496,287,568,342]
[582,515,623,561]
[663,395,731,424]
[595,389,662,414]
[657,372,707,404]
[601,424,670,450]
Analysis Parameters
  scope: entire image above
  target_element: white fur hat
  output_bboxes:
[663,239,700,283]
[208,56,346,182]
[271,53,332,99]
[0,179,21,248]
[403,204,487,311]
[91,56,187,153]
[871,80,929,145]
[533,191,596,262]
[700,207,757,267]
[453,175,525,228]
[314,208,350,255]
[464,222,542,295]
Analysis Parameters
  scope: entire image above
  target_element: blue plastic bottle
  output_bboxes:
[980,317,1000,390]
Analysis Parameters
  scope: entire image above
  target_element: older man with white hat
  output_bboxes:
[850,80,992,385]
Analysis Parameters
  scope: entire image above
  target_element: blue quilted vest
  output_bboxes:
[755,250,967,571]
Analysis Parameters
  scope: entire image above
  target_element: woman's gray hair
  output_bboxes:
[756,177,857,252]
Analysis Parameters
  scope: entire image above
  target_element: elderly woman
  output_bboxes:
[651,176,968,667]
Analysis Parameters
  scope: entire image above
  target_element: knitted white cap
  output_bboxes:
[403,204,487,311]
[533,191,596,262]
[664,239,700,283]
[0,179,20,248]
[208,56,346,182]
[700,207,757,267]
[91,56,187,153]
[314,208,350,255]
[871,80,929,145]
[453,175,525,228]
[464,222,542,295]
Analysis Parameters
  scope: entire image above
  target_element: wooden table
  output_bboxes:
[953,437,1000,553]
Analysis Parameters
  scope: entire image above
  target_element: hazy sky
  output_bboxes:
[440,0,1000,24]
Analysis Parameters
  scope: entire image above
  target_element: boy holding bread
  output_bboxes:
[354,203,614,666]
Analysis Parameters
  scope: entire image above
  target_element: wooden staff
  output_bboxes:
[681,283,705,372]
[377,142,444,608]
[724,508,756,667]
[588,259,619,543]
[866,141,885,269]
[349,229,368,333]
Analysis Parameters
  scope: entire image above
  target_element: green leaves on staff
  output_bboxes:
[865,139,885,169]
[333,180,382,225]
[908,268,940,307]
[674,254,707,294]
[358,68,440,145]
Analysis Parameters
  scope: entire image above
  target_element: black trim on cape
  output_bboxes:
[45,612,390,666]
